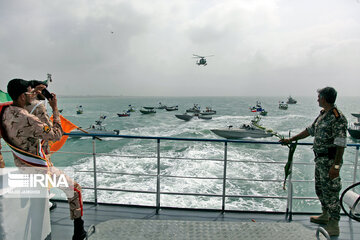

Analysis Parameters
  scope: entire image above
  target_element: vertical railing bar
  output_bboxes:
[287,154,294,221]
[353,146,359,184]
[92,137,98,205]
[156,139,161,214]
[221,142,228,213]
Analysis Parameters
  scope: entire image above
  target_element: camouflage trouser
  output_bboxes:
[314,156,342,221]
[14,156,83,220]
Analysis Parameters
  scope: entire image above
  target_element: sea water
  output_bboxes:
[2,96,360,212]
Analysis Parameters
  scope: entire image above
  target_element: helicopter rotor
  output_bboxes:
[192,54,214,58]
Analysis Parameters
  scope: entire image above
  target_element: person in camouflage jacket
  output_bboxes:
[281,87,347,236]
[1,79,87,240]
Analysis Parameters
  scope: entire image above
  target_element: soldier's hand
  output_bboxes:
[48,93,58,111]
[279,138,291,145]
[0,153,5,168]
[34,84,47,94]
[329,166,340,180]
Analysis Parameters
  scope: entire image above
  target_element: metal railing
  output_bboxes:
[62,132,360,220]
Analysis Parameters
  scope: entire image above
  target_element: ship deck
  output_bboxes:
[50,200,359,240]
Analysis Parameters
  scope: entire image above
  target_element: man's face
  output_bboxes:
[317,94,325,108]
[24,87,37,105]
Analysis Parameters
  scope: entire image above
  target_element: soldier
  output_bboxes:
[280,87,347,236]
[25,80,58,211]
[0,79,87,240]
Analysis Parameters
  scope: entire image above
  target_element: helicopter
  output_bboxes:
[193,54,214,66]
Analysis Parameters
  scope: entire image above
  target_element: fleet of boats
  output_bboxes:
[69,97,315,140]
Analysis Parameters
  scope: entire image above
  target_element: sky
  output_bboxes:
[1,0,360,97]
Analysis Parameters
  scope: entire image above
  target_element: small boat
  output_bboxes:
[211,117,273,139]
[70,115,119,137]
[348,127,360,139]
[186,104,201,113]
[140,108,156,114]
[127,105,136,112]
[143,106,155,110]
[287,96,297,104]
[76,105,84,114]
[117,111,130,117]
[175,113,193,121]
[165,106,178,111]
[348,113,360,139]
[198,115,212,120]
[260,110,268,116]
[157,102,167,109]
[200,107,216,115]
[279,101,288,110]
[249,101,265,112]
[351,113,360,118]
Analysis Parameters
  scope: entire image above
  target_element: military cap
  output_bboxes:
[7,78,30,101]
[28,80,48,88]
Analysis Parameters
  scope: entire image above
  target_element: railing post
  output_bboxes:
[353,146,359,184]
[156,139,161,214]
[221,142,228,213]
[285,156,294,221]
[92,137,98,205]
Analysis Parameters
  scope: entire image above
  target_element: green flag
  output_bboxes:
[283,142,297,190]
[0,90,12,106]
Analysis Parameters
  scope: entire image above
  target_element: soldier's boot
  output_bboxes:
[72,217,87,240]
[324,218,340,236]
[310,208,329,224]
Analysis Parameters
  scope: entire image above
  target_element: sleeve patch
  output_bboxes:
[43,125,50,133]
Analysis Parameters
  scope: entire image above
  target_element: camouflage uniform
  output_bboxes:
[1,105,83,219]
[306,107,347,221]
[24,100,52,155]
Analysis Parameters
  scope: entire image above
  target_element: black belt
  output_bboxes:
[313,151,329,158]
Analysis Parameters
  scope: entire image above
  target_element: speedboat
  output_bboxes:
[127,105,136,112]
[186,104,201,113]
[175,114,193,121]
[348,127,360,139]
[211,116,273,139]
[198,115,212,120]
[140,108,156,114]
[165,106,178,111]
[249,101,264,112]
[211,125,272,139]
[157,102,167,109]
[70,115,119,137]
[200,107,216,115]
[287,96,297,104]
[76,105,84,114]
[117,111,130,117]
[260,110,268,116]
[348,113,360,139]
[279,101,288,110]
